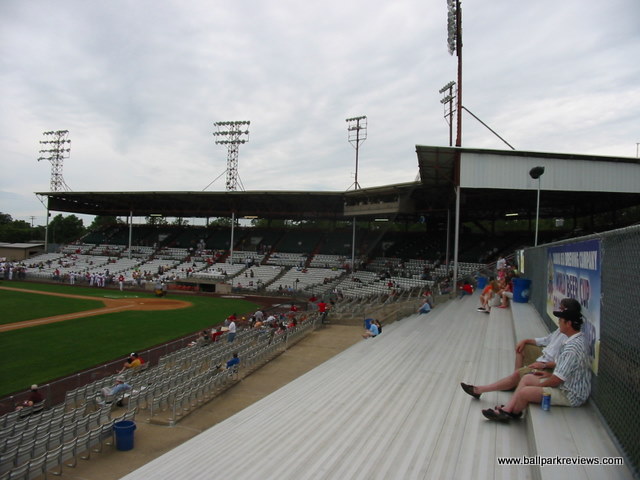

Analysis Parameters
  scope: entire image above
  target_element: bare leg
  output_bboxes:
[502,374,544,414]
[475,370,520,395]
[514,351,525,369]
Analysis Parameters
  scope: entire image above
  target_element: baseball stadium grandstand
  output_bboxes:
[1,146,639,479]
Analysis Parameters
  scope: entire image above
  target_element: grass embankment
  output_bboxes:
[0,282,260,397]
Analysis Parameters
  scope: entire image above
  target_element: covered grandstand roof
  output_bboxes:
[37,190,348,220]
[37,147,640,224]
[416,145,640,221]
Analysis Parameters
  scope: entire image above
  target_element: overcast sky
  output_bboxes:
[1,0,639,226]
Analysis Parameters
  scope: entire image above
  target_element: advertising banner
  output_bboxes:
[546,239,601,371]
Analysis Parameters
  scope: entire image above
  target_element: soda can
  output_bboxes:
[542,392,551,411]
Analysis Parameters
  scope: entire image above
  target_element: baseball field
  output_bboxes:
[0,281,261,398]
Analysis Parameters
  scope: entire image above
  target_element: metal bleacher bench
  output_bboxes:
[509,302,634,480]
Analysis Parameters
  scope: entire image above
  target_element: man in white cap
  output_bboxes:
[100,375,132,406]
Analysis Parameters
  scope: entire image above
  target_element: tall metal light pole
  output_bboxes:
[346,116,367,191]
[529,166,545,246]
[346,116,367,275]
[439,81,456,271]
[37,130,71,252]
[439,81,456,148]
[447,0,462,291]
[213,121,250,265]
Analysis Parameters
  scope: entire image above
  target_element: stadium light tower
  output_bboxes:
[213,121,250,192]
[38,130,71,192]
[346,116,367,190]
[213,120,250,265]
[439,81,456,147]
[346,115,367,275]
[37,129,71,253]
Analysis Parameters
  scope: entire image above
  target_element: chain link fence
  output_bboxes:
[524,224,640,475]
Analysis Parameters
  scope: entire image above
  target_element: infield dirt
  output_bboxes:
[0,286,192,332]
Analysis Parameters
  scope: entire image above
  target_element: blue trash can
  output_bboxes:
[476,277,488,289]
[365,318,373,329]
[512,278,532,303]
[113,420,136,451]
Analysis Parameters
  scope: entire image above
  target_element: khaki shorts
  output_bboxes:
[522,344,543,366]
[518,344,552,378]
[518,365,553,378]
[542,386,572,406]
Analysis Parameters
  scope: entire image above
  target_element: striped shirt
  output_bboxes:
[553,332,591,407]
[535,329,568,363]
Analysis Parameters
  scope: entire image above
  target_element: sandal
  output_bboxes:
[496,405,522,419]
[493,405,522,420]
[460,382,481,399]
[482,408,511,422]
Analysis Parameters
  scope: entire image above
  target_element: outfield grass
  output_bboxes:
[0,289,105,324]
[0,282,260,398]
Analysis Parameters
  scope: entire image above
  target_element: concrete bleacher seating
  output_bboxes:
[191,262,244,281]
[156,247,188,260]
[59,244,95,255]
[227,250,266,266]
[265,251,308,267]
[308,254,346,269]
[264,267,344,293]
[230,265,283,290]
[121,246,155,258]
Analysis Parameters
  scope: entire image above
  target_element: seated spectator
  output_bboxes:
[118,352,143,373]
[211,327,224,342]
[216,352,240,370]
[418,299,432,314]
[16,384,44,411]
[100,376,132,406]
[362,320,379,339]
[480,306,590,422]
[130,352,144,366]
[422,290,434,305]
[461,298,581,401]
[498,277,514,308]
[198,330,210,346]
[374,320,382,334]
[458,281,474,298]
[226,352,240,369]
[477,280,500,313]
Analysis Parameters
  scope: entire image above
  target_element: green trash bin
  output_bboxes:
[113,420,136,451]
